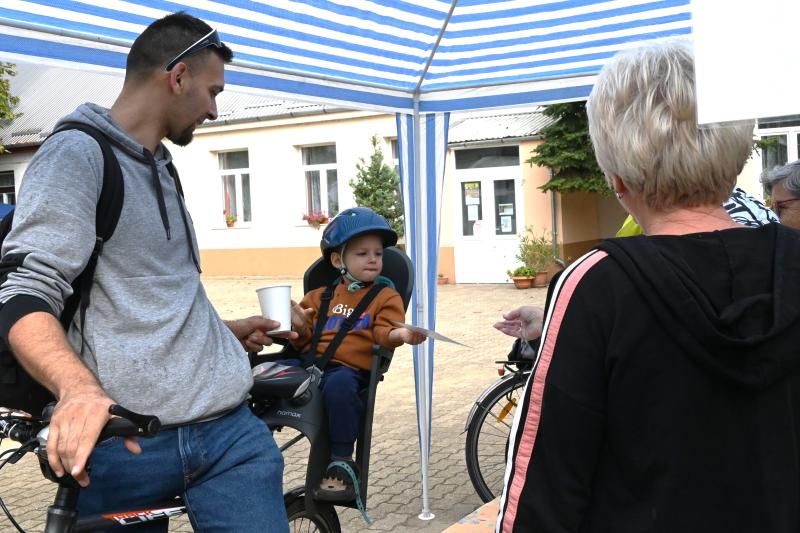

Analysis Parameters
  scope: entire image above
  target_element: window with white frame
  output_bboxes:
[218,151,251,225]
[0,171,15,204]
[301,145,338,217]
[757,116,800,173]
[390,138,399,174]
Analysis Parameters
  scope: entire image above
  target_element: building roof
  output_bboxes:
[448,108,555,144]
[0,63,343,147]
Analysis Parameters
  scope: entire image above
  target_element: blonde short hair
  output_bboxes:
[586,42,754,211]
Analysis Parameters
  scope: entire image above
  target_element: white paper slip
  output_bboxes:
[389,320,471,348]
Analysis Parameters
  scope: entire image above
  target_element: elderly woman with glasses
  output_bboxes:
[762,160,800,228]
[496,41,800,533]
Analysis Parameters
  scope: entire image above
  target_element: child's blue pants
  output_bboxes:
[279,358,369,457]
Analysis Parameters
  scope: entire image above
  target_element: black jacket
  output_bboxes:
[498,223,800,533]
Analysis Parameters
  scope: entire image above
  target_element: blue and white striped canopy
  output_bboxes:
[0,0,691,113]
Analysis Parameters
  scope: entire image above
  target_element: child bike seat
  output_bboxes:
[251,362,312,400]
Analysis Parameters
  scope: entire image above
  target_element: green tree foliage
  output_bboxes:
[526,101,609,194]
[0,62,20,154]
[349,134,404,237]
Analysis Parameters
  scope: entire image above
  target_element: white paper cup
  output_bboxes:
[256,285,292,335]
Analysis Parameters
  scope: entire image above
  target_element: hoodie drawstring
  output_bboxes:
[143,149,201,273]
[144,149,172,240]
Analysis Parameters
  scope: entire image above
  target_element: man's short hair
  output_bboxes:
[587,41,754,211]
[127,11,233,79]
[762,160,800,197]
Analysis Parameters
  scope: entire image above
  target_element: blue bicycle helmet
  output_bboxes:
[320,207,398,259]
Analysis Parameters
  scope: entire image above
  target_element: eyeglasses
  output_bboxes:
[774,197,800,217]
[164,29,223,71]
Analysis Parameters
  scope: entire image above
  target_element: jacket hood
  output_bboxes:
[55,103,173,164]
[596,223,800,390]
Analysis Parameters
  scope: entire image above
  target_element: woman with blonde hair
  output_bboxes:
[496,42,800,533]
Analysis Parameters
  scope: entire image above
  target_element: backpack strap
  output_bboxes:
[304,281,388,372]
[49,123,124,348]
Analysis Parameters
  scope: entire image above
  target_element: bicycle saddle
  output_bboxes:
[250,362,312,400]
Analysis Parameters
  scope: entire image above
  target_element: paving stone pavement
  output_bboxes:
[0,278,546,532]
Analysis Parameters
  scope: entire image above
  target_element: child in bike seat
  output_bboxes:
[288,207,425,499]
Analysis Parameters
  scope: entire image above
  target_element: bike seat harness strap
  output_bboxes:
[303,279,387,372]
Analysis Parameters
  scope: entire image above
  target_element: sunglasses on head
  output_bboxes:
[164,28,222,71]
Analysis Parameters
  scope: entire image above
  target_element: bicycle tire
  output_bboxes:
[286,498,341,533]
[465,371,529,503]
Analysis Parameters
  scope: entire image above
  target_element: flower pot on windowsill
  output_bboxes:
[302,212,329,230]
[533,271,548,288]
[511,276,534,289]
[226,220,235,228]
[437,276,449,285]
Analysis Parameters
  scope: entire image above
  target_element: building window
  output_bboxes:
[302,145,338,217]
[760,134,789,173]
[218,150,251,224]
[461,181,482,236]
[494,179,516,235]
[390,138,399,173]
[0,171,14,204]
[455,146,519,169]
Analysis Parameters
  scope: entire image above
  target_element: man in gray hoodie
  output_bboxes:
[0,12,290,532]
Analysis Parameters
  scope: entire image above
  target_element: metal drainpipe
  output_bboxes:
[550,168,566,268]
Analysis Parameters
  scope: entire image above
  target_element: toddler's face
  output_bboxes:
[337,234,384,282]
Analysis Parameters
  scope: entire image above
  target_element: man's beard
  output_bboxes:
[170,126,195,147]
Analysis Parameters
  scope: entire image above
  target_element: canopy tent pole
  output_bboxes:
[411,93,434,522]
[409,0,457,521]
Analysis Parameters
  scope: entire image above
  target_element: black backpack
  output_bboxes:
[0,122,124,415]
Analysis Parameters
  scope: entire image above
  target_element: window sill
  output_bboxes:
[213,225,251,230]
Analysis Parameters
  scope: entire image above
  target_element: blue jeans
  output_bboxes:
[78,403,288,533]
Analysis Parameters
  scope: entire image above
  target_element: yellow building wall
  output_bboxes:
[200,245,457,279]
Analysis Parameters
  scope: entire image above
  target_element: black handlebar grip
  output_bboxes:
[107,404,161,438]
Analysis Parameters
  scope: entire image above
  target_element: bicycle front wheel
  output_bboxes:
[465,372,528,503]
[286,497,341,533]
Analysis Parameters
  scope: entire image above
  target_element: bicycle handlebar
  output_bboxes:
[0,404,161,447]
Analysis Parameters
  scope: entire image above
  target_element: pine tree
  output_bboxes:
[526,101,609,194]
[0,62,20,154]
[349,134,404,237]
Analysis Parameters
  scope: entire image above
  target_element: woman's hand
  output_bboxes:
[494,306,545,341]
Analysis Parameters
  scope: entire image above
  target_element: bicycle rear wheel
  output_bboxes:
[286,497,341,533]
[465,372,528,503]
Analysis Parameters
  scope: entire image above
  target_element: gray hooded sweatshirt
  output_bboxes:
[0,103,252,425]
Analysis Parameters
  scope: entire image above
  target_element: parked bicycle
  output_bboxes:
[464,338,535,503]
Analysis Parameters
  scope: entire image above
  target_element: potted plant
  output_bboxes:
[224,213,237,228]
[512,227,553,288]
[302,211,329,229]
[437,272,449,285]
[507,266,535,289]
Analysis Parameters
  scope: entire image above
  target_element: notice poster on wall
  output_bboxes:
[501,215,513,233]
[464,182,481,205]
[467,204,479,221]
